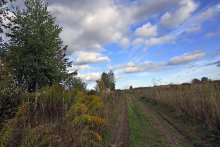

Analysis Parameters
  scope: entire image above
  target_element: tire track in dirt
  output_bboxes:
[111,95,129,147]
[132,96,194,147]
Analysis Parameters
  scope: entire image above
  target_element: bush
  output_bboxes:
[0,85,107,146]
[65,92,105,146]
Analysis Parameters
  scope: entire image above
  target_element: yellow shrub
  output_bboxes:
[90,115,105,126]
[65,92,105,145]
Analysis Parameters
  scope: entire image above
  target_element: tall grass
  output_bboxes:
[132,81,220,137]
[0,85,108,146]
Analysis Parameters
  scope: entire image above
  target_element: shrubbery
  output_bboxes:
[0,0,116,146]
[0,86,107,146]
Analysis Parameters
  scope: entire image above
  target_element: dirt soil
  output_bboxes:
[111,96,129,147]
[132,96,194,147]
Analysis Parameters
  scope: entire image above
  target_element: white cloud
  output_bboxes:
[168,51,205,65]
[147,35,175,46]
[46,0,180,55]
[48,1,130,54]
[74,51,110,65]
[194,5,219,23]
[81,72,102,82]
[68,65,92,73]
[113,62,165,74]
[205,30,220,39]
[186,25,201,33]
[119,37,130,47]
[160,0,198,27]
[40,2,115,54]
[112,51,206,74]
[163,62,220,84]
[135,23,157,37]
[132,38,145,46]
[182,3,220,35]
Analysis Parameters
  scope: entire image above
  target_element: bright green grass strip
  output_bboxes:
[127,96,167,147]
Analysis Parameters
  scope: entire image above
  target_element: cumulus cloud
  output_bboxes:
[74,51,110,65]
[81,72,102,82]
[46,0,180,55]
[129,0,179,21]
[147,35,175,46]
[168,51,205,65]
[160,0,198,27]
[119,37,130,47]
[132,38,145,46]
[68,65,92,73]
[135,23,157,37]
[48,1,128,54]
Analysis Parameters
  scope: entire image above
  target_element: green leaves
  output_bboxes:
[96,70,115,92]
[5,0,70,91]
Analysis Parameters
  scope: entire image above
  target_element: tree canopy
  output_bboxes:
[96,70,115,92]
[4,0,70,92]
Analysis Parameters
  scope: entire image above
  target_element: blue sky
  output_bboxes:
[12,0,220,89]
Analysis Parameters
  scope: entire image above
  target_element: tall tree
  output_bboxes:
[6,0,70,92]
[96,70,115,92]
[108,70,115,91]
[0,0,19,121]
[95,79,106,93]
[101,72,109,90]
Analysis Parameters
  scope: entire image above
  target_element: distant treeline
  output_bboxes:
[126,77,219,90]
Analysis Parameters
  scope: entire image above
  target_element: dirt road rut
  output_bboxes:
[111,96,129,147]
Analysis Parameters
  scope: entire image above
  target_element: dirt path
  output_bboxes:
[111,96,129,147]
[131,96,193,147]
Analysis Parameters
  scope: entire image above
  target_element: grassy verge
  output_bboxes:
[103,95,121,146]
[139,96,219,147]
[127,96,167,147]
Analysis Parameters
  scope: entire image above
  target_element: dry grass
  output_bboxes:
[0,86,110,146]
[130,81,220,140]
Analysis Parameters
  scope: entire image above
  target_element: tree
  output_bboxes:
[5,0,70,92]
[191,78,200,84]
[108,70,115,91]
[0,0,7,37]
[67,77,87,92]
[95,79,106,93]
[100,72,109,90]
[95,70,115,92]
[0,0,15,43]
[201,77,209,83]
[0,0,19,121]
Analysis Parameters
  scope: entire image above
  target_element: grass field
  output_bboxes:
[126,81,220,146]
[127,95,168,147]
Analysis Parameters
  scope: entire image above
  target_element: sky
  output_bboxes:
[10,0,220,89]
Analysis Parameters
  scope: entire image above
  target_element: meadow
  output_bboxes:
[129,80,220,145]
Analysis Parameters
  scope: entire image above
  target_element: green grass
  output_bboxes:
[127,96,167,147]
[139,96,219,147]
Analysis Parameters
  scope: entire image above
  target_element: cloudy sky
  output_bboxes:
[14,0,220,89]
